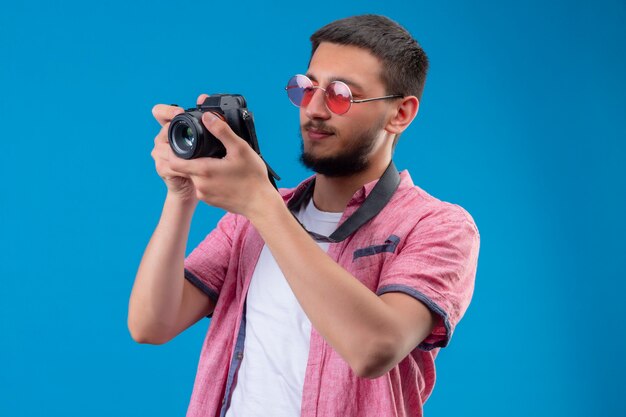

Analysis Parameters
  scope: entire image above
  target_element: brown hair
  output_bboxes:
[310,15,429,100]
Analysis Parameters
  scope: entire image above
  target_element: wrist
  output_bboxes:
[244,184,286,225]
[165,191,199,212]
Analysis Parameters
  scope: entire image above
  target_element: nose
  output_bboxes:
[304,88,331,120]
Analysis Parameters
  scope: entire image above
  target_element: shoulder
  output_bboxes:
[394,170,479,234]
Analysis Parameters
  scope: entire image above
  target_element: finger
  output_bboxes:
[201,112,247,154]
[196,94,209,106]
[153,147,192,178]
[161,167,191,179]
[167,147,219,177]
[152,104,184,127]
[152,140,172,161]
[154,123,170,146]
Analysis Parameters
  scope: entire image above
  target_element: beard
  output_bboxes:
[299,118,385,177]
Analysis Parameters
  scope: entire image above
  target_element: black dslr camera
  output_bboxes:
[168,94,279,186]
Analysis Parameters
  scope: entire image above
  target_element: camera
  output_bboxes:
[169,94,256,159]
[168,94,279,186]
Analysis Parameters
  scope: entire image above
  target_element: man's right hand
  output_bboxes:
[151,98,200,202]
[129,97,218,344]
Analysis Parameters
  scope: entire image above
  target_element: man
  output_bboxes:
[128,14,480,417]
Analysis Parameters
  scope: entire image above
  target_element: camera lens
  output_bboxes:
[182,126,194,147]
[171,121,196,154]
[167,109,225,159]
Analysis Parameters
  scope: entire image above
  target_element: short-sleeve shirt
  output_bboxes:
[183,170,480,417]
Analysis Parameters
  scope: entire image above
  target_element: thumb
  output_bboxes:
[201,112,246,152]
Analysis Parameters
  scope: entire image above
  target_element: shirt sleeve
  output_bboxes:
[184,212,239,307]
[376,207,480,351]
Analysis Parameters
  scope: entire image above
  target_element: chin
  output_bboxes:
[300,151,371,177]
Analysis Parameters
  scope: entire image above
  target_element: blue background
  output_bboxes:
[1,0,624,415]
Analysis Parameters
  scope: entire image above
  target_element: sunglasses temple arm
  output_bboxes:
[351,94,404,103]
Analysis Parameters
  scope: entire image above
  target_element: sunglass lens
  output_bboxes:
[326,81,352,114]
[286,75,312,107]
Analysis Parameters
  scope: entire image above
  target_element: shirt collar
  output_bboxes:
[282,169,414,210]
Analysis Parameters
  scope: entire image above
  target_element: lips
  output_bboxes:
[307,129,332,140]
[305,126,335,140]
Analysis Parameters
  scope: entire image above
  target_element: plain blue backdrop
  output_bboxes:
[1,0,624,415]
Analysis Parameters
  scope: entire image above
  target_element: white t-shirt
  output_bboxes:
[225,198,342,417]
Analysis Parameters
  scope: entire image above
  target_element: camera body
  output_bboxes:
[167,94,279,187]
[168,94,262,159]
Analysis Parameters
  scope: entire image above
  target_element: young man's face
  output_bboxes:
[299,42,396,177]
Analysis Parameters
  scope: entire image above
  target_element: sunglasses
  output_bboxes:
[285,74,403,115]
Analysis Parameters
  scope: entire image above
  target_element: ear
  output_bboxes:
[385,96,419,135]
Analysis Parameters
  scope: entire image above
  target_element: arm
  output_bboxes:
[127,101,215,344]
[246,193,436,378]
[128,194,215,344]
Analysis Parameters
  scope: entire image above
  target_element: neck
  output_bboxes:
[312,158,391,213]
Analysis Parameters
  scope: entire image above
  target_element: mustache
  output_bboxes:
[302,121,337,135]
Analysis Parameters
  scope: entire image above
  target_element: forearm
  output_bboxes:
[247,191,402,376]
[128,194,197,342]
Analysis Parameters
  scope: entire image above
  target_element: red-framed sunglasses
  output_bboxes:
[285,74,403,115]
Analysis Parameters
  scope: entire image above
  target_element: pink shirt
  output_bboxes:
[184,170,480,417]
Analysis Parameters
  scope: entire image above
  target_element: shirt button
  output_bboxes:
[236,351,243,360]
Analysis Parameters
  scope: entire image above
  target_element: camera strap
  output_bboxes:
[288,161,401,243]
[242,112,281,189]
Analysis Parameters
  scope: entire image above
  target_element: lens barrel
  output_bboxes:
[168,111,225,159]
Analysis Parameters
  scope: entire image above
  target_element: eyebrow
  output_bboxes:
[305,73,365,94]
